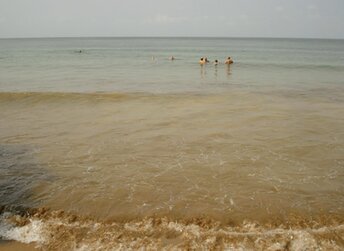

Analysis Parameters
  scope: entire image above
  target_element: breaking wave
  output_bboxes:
[1,206,343,250]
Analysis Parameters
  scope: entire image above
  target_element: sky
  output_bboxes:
[0,0,343,39]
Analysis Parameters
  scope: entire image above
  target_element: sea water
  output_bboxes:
[1,37,343,93]
[0,37,344,250]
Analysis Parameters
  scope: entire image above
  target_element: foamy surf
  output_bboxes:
[0,207,343,250]
[0,214,44,245]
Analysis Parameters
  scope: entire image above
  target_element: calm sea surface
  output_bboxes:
[0,37,343,93]
[0,38,344,250]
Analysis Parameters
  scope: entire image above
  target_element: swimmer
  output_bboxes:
[205,57,210,63]
[170,56,175,60]
[225,56,234,64]
[214,59,219,65]
[199,57,206,65]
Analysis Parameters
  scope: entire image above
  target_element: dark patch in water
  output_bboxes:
[0,144,55,208]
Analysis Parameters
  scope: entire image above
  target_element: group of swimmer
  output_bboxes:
[199,57,233,65]
[75,50,233,65]
[168,55,234,65]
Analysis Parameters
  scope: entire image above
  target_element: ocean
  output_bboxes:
[0,37,344,250]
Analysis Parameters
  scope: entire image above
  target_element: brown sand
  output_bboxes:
[0,240,38,251]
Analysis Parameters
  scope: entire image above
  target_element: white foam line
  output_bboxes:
[1,212,343,250]
[0,216,45,244]
[167,221,344,238]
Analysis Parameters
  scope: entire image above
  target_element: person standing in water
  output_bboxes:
[225,56,234,64]
[200,57,210,64]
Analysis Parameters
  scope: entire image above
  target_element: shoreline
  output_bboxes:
[0,240,38,251]
[1,206,344,250]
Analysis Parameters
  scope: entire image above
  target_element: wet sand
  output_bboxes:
[0,240,38,251]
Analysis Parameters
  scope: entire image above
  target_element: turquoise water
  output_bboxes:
[0,37,343,93]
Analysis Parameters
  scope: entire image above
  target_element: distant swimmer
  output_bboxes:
[225,56,234,64]
[170,56,175,60]
[214,59,219,65]
[200,57,210,65]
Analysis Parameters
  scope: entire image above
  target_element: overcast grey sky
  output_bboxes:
[0,0,343,39]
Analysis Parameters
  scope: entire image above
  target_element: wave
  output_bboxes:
[0,91,140,104]
[0,91,223,106]
[0,91,132,99]
[1,206,343,250]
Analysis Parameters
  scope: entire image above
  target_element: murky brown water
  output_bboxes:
[1,87,344,249]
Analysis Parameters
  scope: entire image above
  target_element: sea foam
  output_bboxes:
[0,213,45,244]
[1,208,343,250]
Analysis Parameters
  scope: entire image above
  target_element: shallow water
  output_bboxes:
[1,37,343,93]
[0,38,344,250]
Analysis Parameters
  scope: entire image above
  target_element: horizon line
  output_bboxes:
[0,35,343,40]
